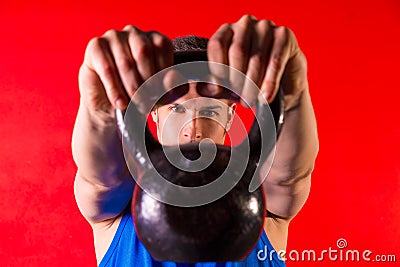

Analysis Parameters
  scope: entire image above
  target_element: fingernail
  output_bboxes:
[262,91,270,103]
[209,84,222,96]
[116,98,126,110]
[267,93,274,103]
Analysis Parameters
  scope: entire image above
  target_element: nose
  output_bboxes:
[182,119,202,142]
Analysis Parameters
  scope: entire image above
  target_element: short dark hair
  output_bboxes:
[172,35,209,52]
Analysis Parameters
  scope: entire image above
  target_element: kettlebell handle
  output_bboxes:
[116,50,284,170]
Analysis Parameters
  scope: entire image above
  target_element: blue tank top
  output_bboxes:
[99,208,286,267]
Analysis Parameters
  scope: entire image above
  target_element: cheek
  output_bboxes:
[157,113,188,144]
[198,119,226,138]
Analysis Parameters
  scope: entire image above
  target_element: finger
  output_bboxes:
[228,15,257,94]
[148,31,174,72]
[162,69,187,90]
[281,50,308,97]
[139,32,174,111]
[245,20,274,88]
[160,69,188,104]
[78,64,112,112]
[260,26,293,103]
[125,25,157,81]
[242,20,274,106]
[207,23,233,81]
[84,36,128,109]
[104,29,142,100]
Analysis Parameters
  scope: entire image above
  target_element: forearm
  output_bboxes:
[261,88,318,219]
[72,100,130,186]
[267,88,319,185]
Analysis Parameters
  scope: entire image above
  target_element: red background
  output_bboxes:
[0,0,399,266]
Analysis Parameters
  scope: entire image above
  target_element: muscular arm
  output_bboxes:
[208,15,319,222]
[72,27,173,225]
[72,102,134,223]
[263,37,318,220]
[263,88,318,220]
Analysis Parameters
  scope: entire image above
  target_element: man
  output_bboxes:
[72,15,319,266]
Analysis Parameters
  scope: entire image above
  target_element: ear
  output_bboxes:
[225,103,236,131]
[151,109,158,123]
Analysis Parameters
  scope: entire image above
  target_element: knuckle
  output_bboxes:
[87,36,105,51]
[103,29,119,38]
[276,26,291,42]
[239,14,256,25]
[129,31,152,59]
[151,33,172,50]
[210,23,232,44]
[257,19,273,31]
[276,25,287,32]
[123,24,138,32]
[218,23,232,32]
[150,33,164,46]
[276,26,299,53]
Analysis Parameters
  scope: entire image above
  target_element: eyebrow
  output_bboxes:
[170,103,223,110]
[200,105,223,110]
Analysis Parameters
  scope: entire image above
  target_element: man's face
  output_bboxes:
[151,83,236,146]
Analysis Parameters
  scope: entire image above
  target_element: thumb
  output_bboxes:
[78,64,113,113]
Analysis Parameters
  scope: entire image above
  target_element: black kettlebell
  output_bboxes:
[116,50,284,263]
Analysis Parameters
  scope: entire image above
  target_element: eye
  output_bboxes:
[199,109,218,117]
[170,104,186,113]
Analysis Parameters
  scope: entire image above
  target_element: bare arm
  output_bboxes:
[72,27,173,224]
[72,102,134,223]
[261,33,318,221]
[263,88,318,220]
[208,15,319,221]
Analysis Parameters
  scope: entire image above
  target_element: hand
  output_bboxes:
[207,15,308,107]
[78,26,174,115]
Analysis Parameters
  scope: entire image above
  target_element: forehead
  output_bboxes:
[174,96,229,109]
